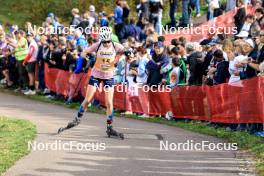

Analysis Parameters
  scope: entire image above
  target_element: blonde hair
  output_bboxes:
[222,39,234,52]
[72,8,79,15]
[83,11,90,20]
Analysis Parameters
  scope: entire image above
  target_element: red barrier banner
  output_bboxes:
[44,65,264,123]
[206,77,264,123]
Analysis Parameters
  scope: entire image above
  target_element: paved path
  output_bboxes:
[0,92,255,176]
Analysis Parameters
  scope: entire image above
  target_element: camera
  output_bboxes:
[124,48,134,57]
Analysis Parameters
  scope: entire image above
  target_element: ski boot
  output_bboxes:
[106,125,124,140]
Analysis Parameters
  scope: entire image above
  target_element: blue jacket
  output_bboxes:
[74,56,85,74]
[76,36,88,49]
[114,6,123,24]
[146,53,170,85]
[119,24,142,41]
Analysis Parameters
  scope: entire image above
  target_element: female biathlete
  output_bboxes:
[58,27,125,139]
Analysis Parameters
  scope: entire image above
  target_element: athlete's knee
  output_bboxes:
[105,101,113,109]
[82,99,90,107]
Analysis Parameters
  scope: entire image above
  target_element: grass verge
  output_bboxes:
[0,116,37,175]
[0,87,263,175]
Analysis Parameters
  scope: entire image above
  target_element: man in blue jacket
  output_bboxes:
[146,42,170,86]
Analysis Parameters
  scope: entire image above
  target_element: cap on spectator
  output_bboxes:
[244,38,255,48]
[208,40,217,46]
[48,12,55,18]
[99,11,107,17]
[26,32,34,37]
[236,31,249,38]
[213,49,223,58]
[89,5,95,12]
[186,42,194,51]
[154,41,164,48]
[200,39,211,46]
[168,45,175,52]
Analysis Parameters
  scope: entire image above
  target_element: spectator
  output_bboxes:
[242,32,264,70]
[45,40,63,69]
[1,47,16,88]
[226,0,236,12]
[136,46,149,85]
[114,1,124,40]
[241,15,255,34]
[212,49,230,84]
[255,7,264,30]
[146,41,169,85]
[136,0,149,29]
[62,40,77,72]
[99,12,109,27]
[234,0,246,33]
[180,0,191,26]
[70,8,81,27]
[149,0,163,35]
[120,18,142,41]
[23,32,39,95]
[169,0,177,27]
[222,39,235,61]
[37,35,49,92]
[187,43,204,85]
[12,30,28,91]
[47,13,62,30]
[74,29,88,50]
[66,50,86,104]
[190,0,201,17]
[200,40,216,83]
[169,55,182,88]
[89,5,98,23]
[171,46,187,85]
[77,12,90,32]
[121,0,130,23]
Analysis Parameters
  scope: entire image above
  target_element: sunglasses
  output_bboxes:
[102,41,111,44]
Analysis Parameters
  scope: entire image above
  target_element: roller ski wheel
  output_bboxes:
[106,126,124,140]
[58,127,65,134]
[57,117,81,134]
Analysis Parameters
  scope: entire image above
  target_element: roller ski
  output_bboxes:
[57,115,82,134]
[106,124,124,140]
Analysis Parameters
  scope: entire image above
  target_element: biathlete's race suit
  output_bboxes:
[74,27,125,137]
[87,41,124,88]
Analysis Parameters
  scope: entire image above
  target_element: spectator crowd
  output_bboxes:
[0,0,263,135]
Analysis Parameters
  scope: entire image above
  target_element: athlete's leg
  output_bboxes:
[103,78,115,125]
[105,86,114,125]
[76,76,99,119]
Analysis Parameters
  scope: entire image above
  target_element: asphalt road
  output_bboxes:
[0,92,255,176]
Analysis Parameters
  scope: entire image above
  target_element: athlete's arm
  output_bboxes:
[113,42,125,64]
[81,42,100,58]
